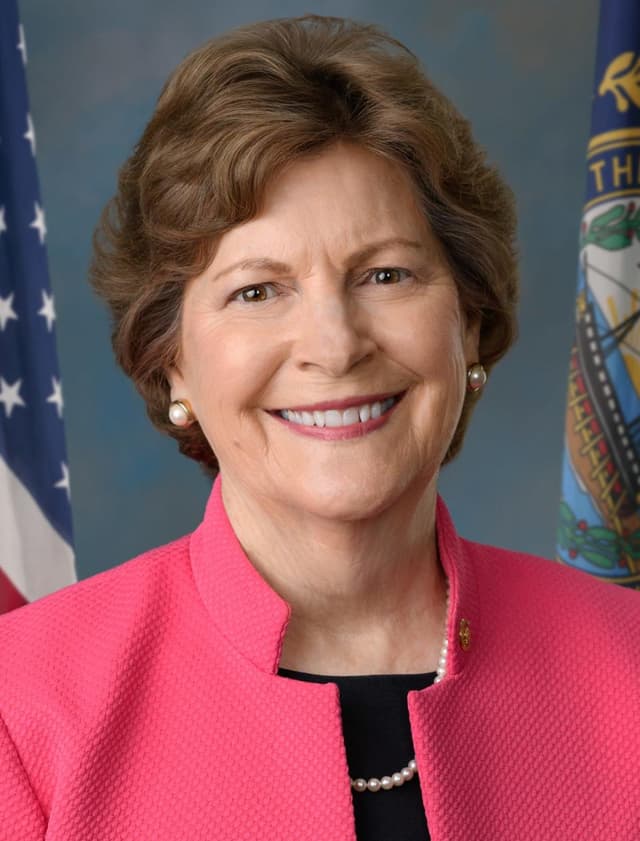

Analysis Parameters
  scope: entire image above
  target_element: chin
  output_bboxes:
[283,471,408,522]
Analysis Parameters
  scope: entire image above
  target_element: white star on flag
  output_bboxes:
[17,24,27,66]
[23,112,36,156]
[0,376,26,418]
[46,376,64,418]
[30,201,46,243]
[1,0,77,611]
[0,293,18,330]
[37,289,56,330]
[54,462,71,500]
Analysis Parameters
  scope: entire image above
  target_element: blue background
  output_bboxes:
[18,0,599,579]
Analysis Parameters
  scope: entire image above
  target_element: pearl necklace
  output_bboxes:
[350,581,450,793]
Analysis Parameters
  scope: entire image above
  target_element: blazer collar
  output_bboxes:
[190,474,480,679]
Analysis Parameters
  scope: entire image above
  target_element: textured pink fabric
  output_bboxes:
[1,474,640,840]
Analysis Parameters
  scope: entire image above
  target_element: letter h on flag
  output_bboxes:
[0,1,76,613]
[558,0,640,586]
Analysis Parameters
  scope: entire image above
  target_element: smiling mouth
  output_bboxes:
[270,391,407,429]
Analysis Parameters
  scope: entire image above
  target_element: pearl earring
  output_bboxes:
[168,400,195,427]
[467,363,487,392]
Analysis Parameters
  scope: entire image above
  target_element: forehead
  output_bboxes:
[213,142,435,264]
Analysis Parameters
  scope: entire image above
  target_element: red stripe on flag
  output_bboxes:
[0,567,27,615]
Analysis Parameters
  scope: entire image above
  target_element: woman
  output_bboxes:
[1,14,639,841]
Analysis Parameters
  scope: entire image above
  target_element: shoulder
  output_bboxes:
[0,533,192,685]
[465,537,639,603]
[462,537,640,651]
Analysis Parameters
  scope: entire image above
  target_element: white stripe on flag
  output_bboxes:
[0,456,75,602]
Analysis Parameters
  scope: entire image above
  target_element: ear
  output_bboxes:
[463,312,481,363]
[166,365,190,404]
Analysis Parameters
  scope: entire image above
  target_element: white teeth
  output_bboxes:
[279,395,400,428]
[325,410,343,428]
[343,408,360,425]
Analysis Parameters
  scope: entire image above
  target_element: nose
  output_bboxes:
[291,287,376,377]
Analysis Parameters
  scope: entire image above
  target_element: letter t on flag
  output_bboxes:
[558,0,640,586]
[0,2,76,613]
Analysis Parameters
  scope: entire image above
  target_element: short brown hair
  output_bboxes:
[90,14,518,477]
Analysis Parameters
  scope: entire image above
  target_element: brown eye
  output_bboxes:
[233,284,275,303]
[371,268,410,285]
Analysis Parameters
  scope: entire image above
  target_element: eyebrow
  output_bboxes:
[211,237,425,283]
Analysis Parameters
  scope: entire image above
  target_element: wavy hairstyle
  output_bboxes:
[90,14,519,477]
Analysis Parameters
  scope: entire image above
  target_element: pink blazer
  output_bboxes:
[2,475,640,840]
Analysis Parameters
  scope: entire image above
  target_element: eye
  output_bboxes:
[367,268,413,285]
[231,283,277,304]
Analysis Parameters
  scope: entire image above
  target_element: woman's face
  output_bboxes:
[169,142,479,519]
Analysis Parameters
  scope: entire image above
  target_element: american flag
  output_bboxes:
[0,1,76,614]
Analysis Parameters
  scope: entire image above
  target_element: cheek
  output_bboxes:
[184,319,280,414]
[384,296,467,377]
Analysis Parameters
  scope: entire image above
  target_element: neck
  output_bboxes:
[220,475,448,676]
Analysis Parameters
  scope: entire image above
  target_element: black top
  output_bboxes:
[278,667,436,841]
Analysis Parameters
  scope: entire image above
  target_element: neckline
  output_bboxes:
[278,667,438,682]
[189,474,481,678]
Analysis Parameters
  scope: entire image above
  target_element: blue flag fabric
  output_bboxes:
[0,0,75,611]
[558,0,640,586]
